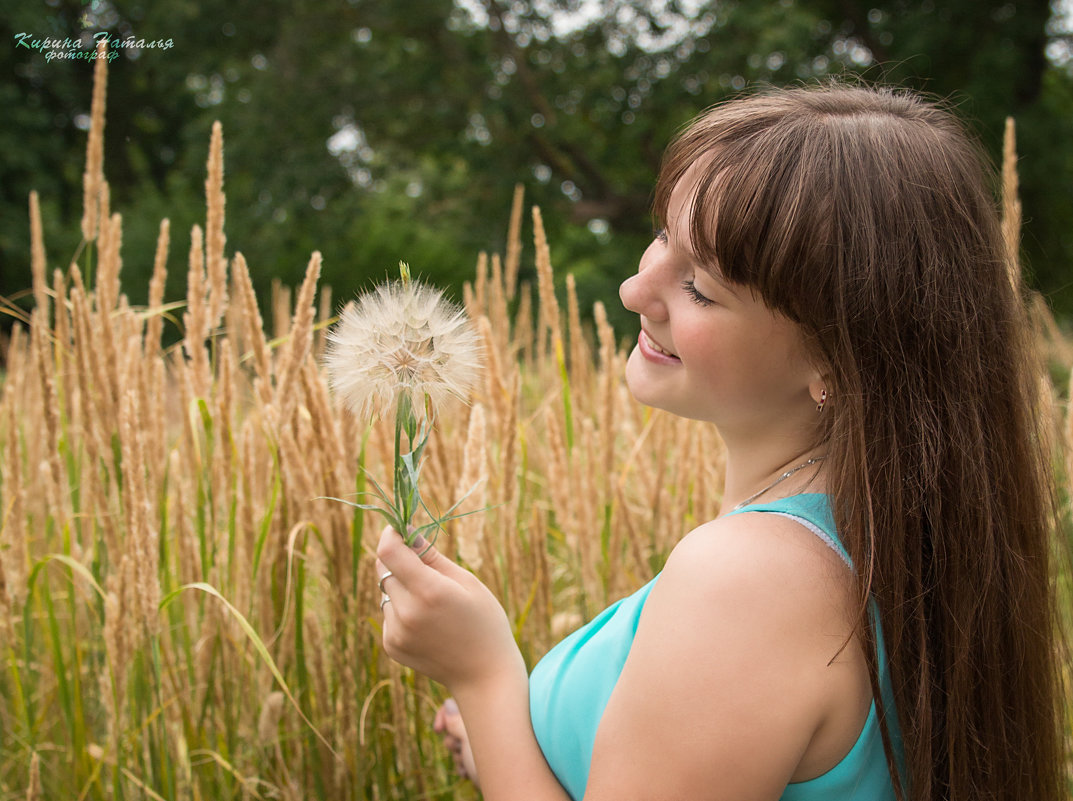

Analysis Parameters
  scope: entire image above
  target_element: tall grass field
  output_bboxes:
[2,48,1071,801]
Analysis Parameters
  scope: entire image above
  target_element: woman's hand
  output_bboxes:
[434,698,480,786]
[375,527,525,694]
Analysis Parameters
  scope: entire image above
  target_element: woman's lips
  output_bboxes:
[638,329,680,363]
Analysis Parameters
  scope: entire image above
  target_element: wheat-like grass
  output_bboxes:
[455,403,488,568]
[532,206,561,347]
[29,192,48,321]
[1002,117,1023,292]
[144,218,170,356]
[0,46,1069,801]
[80,42,107,243]
[504,184,524,301]
[205,121,228,328]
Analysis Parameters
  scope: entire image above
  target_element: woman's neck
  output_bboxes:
[720,439,827,513]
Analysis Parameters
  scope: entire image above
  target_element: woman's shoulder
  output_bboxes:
[585,507,869,798]
[661,504,854,608]
[647,507,866,729]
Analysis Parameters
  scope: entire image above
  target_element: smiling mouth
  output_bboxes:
[641,330,679,359]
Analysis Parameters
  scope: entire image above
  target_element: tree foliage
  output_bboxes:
[4,0,1072,334]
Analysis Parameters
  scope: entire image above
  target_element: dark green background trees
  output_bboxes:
[4,0,1072,336]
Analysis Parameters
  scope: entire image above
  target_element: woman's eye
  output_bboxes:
[681,279,714,307]
[654,228,668,244]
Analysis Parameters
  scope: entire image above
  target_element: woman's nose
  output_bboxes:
[619,246,668,319]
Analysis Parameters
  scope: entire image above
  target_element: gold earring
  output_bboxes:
[816,389,827,413]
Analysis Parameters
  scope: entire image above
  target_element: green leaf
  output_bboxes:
[160,582,341,761]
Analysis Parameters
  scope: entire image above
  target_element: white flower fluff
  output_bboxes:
[324,279,482,420]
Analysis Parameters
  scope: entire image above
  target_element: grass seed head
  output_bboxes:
[324,277,481,421]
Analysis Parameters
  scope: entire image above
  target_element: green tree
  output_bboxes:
[4,0,1071,338]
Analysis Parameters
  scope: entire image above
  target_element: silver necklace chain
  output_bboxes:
[731,456,825,511]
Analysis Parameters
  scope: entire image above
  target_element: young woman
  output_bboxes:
[374,84,1068,801]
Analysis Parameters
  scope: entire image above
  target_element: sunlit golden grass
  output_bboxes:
[1,47,1070,800]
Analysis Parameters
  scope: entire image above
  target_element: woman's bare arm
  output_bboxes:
[376,512,866,801]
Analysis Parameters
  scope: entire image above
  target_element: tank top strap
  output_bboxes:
[725,493,852,571]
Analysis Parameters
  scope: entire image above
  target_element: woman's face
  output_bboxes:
[618,176,818,437]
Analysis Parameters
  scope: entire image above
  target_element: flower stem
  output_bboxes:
[393,394,423,544]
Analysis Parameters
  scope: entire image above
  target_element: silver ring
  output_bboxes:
[380,594,391,610]
[377,570,393,593]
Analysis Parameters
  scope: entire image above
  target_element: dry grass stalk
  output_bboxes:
[144,350,168,492]
[462,281,477,327]
[300,363,353,599]
[183,224,212,399]
[25,751,40,801]
[119,386,160,635]
[1,397,27,610]
[51,269,69,361]
[116,299,141,390]
[576,419,601,600]
[386,658,415,781]
[594,301,617,495]
[101,557,136,740]
[98,181,111,241]
[13,338,44,532]
[272,279,292,341]
[193,602,222,713]
[315,284,333,360]
[175,351,202,501]
[144,219,170,355]
[301,359,344,474]
[80,41,108,242]
[1001,117,1023,292]
[96,211,123,313]
[528,505,553,653]
[421,429,457,534]
[279,421,316,528]
[169,448,198,587]
[0,559,12,652]
[473,251,488,316]
[499,368,521,516]
[488,253,511,353]
[29,192,48,321]
[232,252,274,404]
[3,326,26,404]
[531,207,561,346]
[504,183,525,299]
[50,269,70,388]
[513,282,533,364]
[30,311,64,523]
[92,214,124,395]
[565,273,591,389]
[455,404,488,568]
[304,614,332,726]
[213,337,236,497]
[257,691,287,744]
[1067,370,1073,496]
[205,121,228,327]
[275,252,322,425]
[477,315,506,428]
[68,280,114,539]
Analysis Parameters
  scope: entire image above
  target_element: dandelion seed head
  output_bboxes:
[325,279,482,420]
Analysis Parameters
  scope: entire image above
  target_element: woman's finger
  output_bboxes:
[377,526,473,586]
[376,526,432,587]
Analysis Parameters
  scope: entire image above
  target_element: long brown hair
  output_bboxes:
[654,83,1067,801]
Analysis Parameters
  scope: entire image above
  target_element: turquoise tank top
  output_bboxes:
[529,493,904,800]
